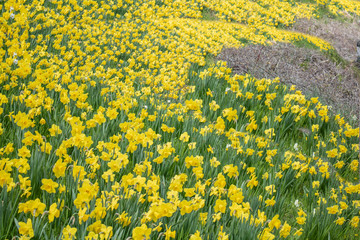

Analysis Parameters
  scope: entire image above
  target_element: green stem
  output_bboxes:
[5,190,22,238]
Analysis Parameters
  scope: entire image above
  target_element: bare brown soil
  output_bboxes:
[217,17,360,123]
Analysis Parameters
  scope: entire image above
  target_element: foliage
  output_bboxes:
[1,0,360,239]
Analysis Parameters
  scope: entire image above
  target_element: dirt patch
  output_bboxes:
[291,17,360,62]
[217,43,360,121]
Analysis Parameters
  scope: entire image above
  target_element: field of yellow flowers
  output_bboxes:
[1,0,360,239]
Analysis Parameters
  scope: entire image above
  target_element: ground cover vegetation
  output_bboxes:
[1,0,360,239]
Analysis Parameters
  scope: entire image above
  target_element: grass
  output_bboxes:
[201,7,218,21]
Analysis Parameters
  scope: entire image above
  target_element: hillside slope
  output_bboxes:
[0,0,360,239]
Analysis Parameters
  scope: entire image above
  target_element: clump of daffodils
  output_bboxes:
[1,0,360,239]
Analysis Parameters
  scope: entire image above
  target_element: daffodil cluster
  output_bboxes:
[1,0,360,239]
